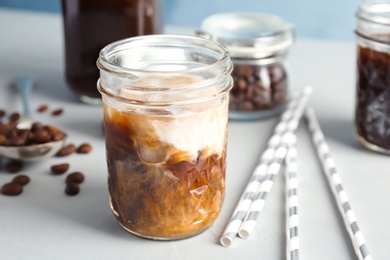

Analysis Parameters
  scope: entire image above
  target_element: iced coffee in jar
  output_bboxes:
[97,35,233,239]
[355,0,390,154]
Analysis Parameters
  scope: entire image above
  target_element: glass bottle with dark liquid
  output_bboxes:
[61,0,162,105]
[355,0,390,154]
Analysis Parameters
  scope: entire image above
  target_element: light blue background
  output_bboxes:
[0,0,361,41]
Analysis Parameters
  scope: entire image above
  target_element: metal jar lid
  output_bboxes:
[357,0,390,26]
[199,12,295,59]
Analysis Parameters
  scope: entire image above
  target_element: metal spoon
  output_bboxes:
[0,76,66,162]
[15,76,34,129]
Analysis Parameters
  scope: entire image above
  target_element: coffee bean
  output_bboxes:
[254,80,264,90]
[230,63,288,113]
[239,101,255,112]
[5,136,26,146]
[66,172,85,184]
[237,65,253,78]
[52,108,63,116]
[1,182,23,196]
[0,123,14,135]
[246,87,254,99]
[0,134,6,145]
[76,143,92,154]
[12,175,30,186]
[44,125,62,135]
[237,79,247,91]
[51,163,70,175]
[5,161,23,173]
[9,112,20,123]
[31,128,52,144]
[45,125,67,141]
[31,122,43,132]
[56,144,76,157]
[253,95,271,109]
[65,183,80,196]
[37,104,48,113]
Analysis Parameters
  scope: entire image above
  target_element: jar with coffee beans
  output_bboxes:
[198,12,294,120]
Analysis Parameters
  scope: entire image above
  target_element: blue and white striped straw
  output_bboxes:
[305,107,372,260]
[219,86,312,247]
[285,140,299,260]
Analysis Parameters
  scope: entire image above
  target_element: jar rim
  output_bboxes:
[357,0,390,25]
[96,34,233,106]
[97,34,231,76]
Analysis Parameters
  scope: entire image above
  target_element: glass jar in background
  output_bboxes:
[355,0,390,154]
[97,35,233,240]
[61,0,162,105]
[198,12,295,120]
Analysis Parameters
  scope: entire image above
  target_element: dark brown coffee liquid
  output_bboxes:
[104,105,226,239]
[356,34,390,150]
[62,0,162,101]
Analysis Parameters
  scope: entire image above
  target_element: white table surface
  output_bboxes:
[0,8,388,260]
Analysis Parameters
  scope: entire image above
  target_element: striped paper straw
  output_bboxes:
[285,141,299,260]
[219,86,312,247]
[238,133,296,238]
[305,107,372,260]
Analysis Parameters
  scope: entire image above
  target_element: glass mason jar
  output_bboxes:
[198,12,295,120]
[97,35,233,240]
[355,0,390,154]
[62,0,162,105]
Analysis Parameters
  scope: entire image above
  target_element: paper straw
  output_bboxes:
[285,141,300,260]
[220,85,312,247]
[238,133,296,238]
[305,107,372,260]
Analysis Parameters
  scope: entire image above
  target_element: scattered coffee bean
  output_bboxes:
[66,172,85,184]
[56,144,76,157]
[65,182,80,196]
[1,182,23,196]
[5,161,23,173]
[76,143,92,154]
[51,163,70,175]
[52,108,63,116]
[0,109,5,117]
[12,175,30,186]
[9,112,20,123]
[37,104,48,113]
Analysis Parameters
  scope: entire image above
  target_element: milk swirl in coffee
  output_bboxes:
[103,75,229,239]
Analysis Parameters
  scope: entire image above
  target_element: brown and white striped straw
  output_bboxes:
[219,85,312,247]
[305,107,372,260]
[285,140,299,260]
